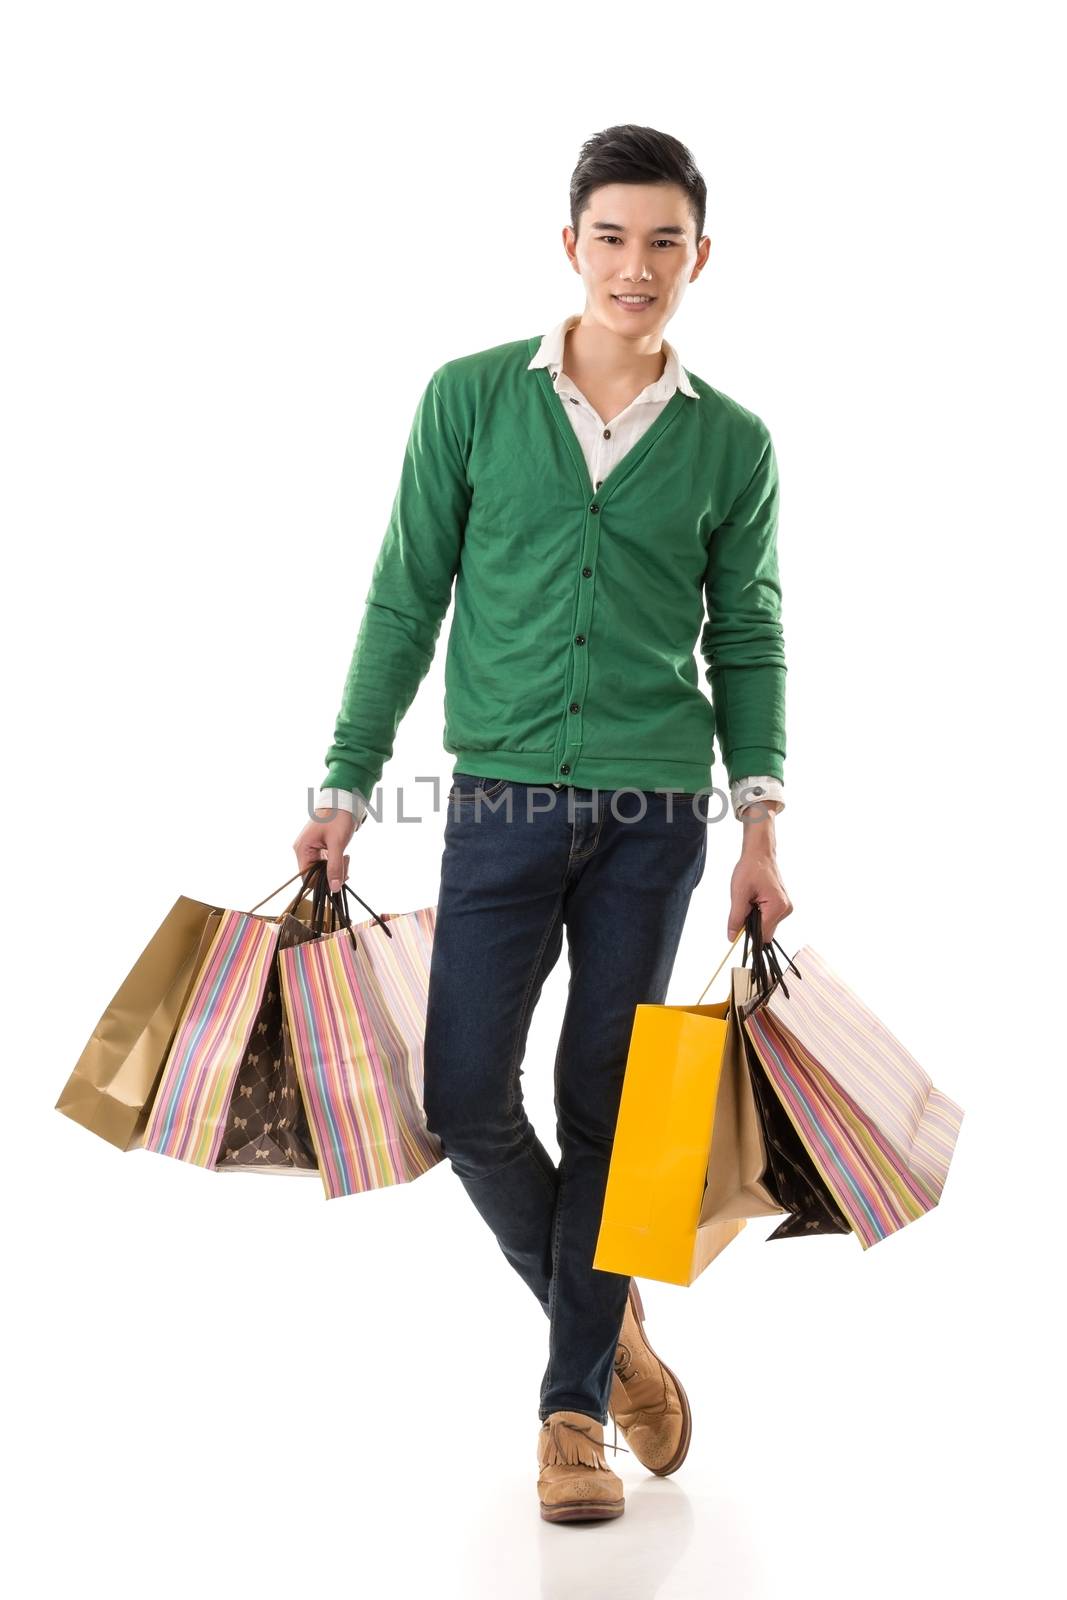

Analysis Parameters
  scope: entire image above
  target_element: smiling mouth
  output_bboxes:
[612,294,656,304]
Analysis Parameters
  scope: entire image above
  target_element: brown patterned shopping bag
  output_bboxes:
[213,910,320,1175]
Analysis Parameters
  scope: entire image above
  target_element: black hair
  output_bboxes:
[569,124,707,243]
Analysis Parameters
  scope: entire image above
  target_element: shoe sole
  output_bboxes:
[539,1498,625,1522]
[618,1279,693,1477]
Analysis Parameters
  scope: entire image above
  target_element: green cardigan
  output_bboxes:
[322,334,786,799]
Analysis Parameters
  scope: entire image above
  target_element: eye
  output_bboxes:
[595,236,678,248]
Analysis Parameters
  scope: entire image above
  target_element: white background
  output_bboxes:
[4,3,1063,1596]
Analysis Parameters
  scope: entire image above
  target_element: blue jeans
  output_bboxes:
[422,773,709,1424]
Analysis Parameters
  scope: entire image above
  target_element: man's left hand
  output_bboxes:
[726,807,793,944]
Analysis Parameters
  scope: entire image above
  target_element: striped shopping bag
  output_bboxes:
[139,866,344,1173]
[141,908,282,1168]
[278,895,442,1199]
[741,945,965,1249]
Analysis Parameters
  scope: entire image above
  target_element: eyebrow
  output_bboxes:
[589,222,688,235]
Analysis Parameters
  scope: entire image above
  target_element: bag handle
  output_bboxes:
[696,903,801,1008]
[301,858,394,947]
[245,862,349,920]
[246,868,306,915]
[246,861,393,940]
[308,862,358,949]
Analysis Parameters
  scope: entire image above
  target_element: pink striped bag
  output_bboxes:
[140,866,346,1173]
[141,908,280,1168]
[741,945,964,1249]
[277,892,442,1200]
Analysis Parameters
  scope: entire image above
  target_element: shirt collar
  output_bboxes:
[527,311,699,401]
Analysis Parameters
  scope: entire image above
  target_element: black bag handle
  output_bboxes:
[696,901,801,1009]
[302,858,394,946]
[246,861,393,945]
[738,902,802,1016]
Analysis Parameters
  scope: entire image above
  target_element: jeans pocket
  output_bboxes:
[447,772,510,802]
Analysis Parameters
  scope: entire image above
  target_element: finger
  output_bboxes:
[727,896,758,942]
[327,847,346,893]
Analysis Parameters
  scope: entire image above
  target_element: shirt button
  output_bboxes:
[603,428,611,439]
[569,702,580,713]
[589,503,599,514]
[569,397,579,405]
[574,634,586,645]
[559,763,571,774]
[595,479,603,489]
[582,566,592,577]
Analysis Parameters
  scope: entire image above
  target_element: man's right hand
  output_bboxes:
[293,805,358,893]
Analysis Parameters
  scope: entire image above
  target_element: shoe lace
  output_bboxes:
[549,1415,631,1460]
[615,1339,638,1383]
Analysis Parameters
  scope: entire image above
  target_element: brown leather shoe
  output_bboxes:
[608,1279,692,1476]
[536,1410,627,1522]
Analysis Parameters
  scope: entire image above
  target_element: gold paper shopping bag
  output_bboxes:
[54,896,225,1151]
[55,868,333,1158]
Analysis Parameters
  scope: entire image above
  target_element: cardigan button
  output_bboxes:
[559,763,571,774]
[590,503,599,514]
[569,702,580,713]
[574,635,585,645]
[582,566,592,577]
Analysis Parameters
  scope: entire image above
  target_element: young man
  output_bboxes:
[294,124,793,1524]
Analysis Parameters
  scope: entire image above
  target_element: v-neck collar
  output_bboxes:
[526,335,688,505]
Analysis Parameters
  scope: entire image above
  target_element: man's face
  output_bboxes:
[564,181,710,338]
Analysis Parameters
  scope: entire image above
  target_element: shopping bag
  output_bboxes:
[55,894,227,1151]
[698,966,791,1228]
[741,943,965,1249]
[140,866,383,1173]
[694,912,850,1241]
[591,936,764,1286]
[213,908,320,1175]
[738,988,852,1240]
[216,869,377,1174]
[278,876,442,1200]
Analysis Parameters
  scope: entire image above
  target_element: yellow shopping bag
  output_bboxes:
[593,923,765,1287]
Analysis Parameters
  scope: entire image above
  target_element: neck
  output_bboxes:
[563,311,667,389]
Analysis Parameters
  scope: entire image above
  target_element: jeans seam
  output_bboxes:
[541,1165,566,1411]
[567,807,605,865]
[505,896,564,1121]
